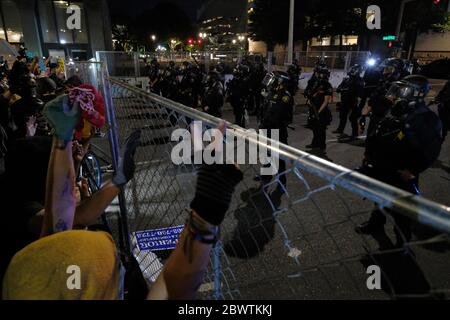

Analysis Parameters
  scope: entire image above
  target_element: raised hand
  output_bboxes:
[44,95,80,142]
[112,130,142,188]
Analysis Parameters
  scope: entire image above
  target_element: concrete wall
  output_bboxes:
[415,32,450,52]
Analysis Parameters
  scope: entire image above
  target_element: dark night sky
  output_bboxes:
[108,0,208,22]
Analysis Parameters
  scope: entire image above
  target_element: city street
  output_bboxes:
[105,83,450,300]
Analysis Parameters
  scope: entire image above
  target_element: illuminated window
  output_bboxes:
[38,1,58,43]
[39,1,89,44]
[1,0,24,43]
[72,2,88,44]
[54,0,73,44]
[0,14,6,40]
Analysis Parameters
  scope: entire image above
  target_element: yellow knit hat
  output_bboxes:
[2,230,120,300]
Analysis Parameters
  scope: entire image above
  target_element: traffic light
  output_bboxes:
[386,40,403,49]
[433,0,441,5]
[187,38,193,45]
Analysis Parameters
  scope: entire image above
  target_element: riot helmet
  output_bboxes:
[348,64,362,77]
[262,71,290,91]
[386,75,431,116]
[380,58,404,81]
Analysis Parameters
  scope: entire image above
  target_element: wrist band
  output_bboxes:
[185,209,219,245]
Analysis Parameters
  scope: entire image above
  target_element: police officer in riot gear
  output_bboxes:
[227,64,251,127]
[202,71,224,118]
[248,61,266,117]
[148,58,161,94]
[304,59,328,128]
[160,61,179,100]
[359,58,404,136]
[306,67,333,152]
[334,64,365,138]
[286,63,301,96]
[178,61,197,108]
[355,75,442,246]
[260,71,294,190]
[288,59,302,94]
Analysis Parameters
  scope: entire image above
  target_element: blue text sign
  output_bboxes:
[134,226,184,252]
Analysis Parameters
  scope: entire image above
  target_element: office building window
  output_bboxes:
[38,1,58,43]
[1,0,24,43]
[72,2,88,44]
[54,0,73,44]
[0,14,6,40]
[39,1,89,44]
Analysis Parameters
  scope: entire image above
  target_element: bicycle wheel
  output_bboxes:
[80,151,102,191]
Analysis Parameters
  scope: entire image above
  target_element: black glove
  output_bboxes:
[112,130,141,188]
[190,164,243,226]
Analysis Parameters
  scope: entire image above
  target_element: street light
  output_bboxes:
[151,34,156,41]
[232,39,237,44]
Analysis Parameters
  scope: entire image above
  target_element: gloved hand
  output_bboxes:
[43,95,80,142]
[190,164,243,226]
[112,130,142,188]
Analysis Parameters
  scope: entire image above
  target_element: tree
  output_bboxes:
[401,0,450,57]
[248,0,290,51]
[111,15,139,52]
[134,3,197,48]
[110,2,197,52]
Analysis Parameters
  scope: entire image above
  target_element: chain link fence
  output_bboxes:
[71,61,450,300]
[270,51,371,71]
[100,74,450,300]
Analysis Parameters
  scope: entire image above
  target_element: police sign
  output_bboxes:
[134,226,184,251]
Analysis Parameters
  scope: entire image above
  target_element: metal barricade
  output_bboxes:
[101,75,450,300]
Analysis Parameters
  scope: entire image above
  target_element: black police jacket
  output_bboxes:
[309,80,333,108]
[368,80,392,118]
[261,89,294,130]
[365,101,442,175]
[337,76,364,105]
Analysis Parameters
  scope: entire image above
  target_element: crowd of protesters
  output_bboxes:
[1,41,449,299]
[0,46,243,300]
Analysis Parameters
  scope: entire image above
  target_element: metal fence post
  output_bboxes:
[213,241,222,300]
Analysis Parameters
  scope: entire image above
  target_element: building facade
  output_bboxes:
[1,0,112,60]
[413,0,450,63]
[197,0,248,51]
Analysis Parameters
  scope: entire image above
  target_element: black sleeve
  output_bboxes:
[325,82,333,96]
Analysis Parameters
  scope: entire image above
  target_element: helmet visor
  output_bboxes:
[386,82,415,100]
[262,73,276,88]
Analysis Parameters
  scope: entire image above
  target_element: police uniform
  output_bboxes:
[308,79,333,150]
[261,87,294,188]
[203,78,224,118]
[361,100,442,243]
[366,79,393,136]
[336,74,364,136]
[227,71,250,128]
[148,62,161,95]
